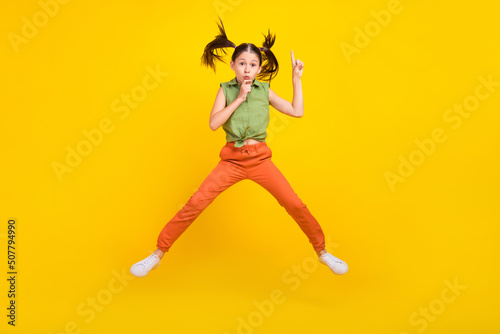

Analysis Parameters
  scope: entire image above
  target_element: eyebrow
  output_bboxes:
[237,60,258,63]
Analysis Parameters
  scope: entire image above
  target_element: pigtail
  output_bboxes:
[257,28,279,82]
[200,16,237,74]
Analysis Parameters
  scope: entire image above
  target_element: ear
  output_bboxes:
[230,61,234,71]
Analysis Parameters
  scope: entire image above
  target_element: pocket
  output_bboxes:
[265,145,272,157]
[219,145,230,160]
[258,145,272,160]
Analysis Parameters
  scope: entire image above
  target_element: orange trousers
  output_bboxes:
[156,141,326,252]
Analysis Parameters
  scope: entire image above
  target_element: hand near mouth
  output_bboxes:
[237,79,253,101]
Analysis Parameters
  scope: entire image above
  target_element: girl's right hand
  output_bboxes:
[237,79,252,102]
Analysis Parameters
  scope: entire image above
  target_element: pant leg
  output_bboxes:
[156,159,246,252]
[247,150,326,252]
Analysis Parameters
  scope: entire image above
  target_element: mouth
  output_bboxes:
[244,76,250,80]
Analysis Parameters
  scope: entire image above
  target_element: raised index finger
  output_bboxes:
[291,50,295,66]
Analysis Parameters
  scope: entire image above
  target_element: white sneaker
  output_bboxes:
[130,252,161,277]
[319,252,348,275]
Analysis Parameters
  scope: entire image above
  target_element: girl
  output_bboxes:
[130,17,348,277]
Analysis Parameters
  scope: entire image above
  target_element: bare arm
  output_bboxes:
[269,50,305,118]
[269,78,303,118]
[291,76,304,117]
[209,87,244,131]
[209,80,252,131]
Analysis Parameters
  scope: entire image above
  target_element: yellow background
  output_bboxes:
[1,0,499,333]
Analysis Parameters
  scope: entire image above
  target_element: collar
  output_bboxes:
[227,76,263,88]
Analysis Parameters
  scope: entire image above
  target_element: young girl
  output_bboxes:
[130,18,348,277]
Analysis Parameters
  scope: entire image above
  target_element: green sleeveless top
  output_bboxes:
[220,76,270,147]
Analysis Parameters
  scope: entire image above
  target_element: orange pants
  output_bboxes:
[156,141,326,252]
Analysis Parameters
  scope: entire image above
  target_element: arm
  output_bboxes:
[268,50,305,118]
[269,78,303,118]
[291,76,304,117]
[209,87,245,131]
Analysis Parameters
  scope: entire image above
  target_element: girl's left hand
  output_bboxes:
[291,50,304,79]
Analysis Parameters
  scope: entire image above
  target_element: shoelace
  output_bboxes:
[141,252,159,267]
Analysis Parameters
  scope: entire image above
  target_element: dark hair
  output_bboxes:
[200,16,279,82]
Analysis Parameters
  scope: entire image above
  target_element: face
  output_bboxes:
[230,51,262,85]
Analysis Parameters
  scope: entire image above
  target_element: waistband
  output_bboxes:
[225,141,268,153]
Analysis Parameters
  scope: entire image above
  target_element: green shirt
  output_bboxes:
[220,76,270,147]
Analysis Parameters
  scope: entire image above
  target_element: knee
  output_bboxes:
[283,196,306,212]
